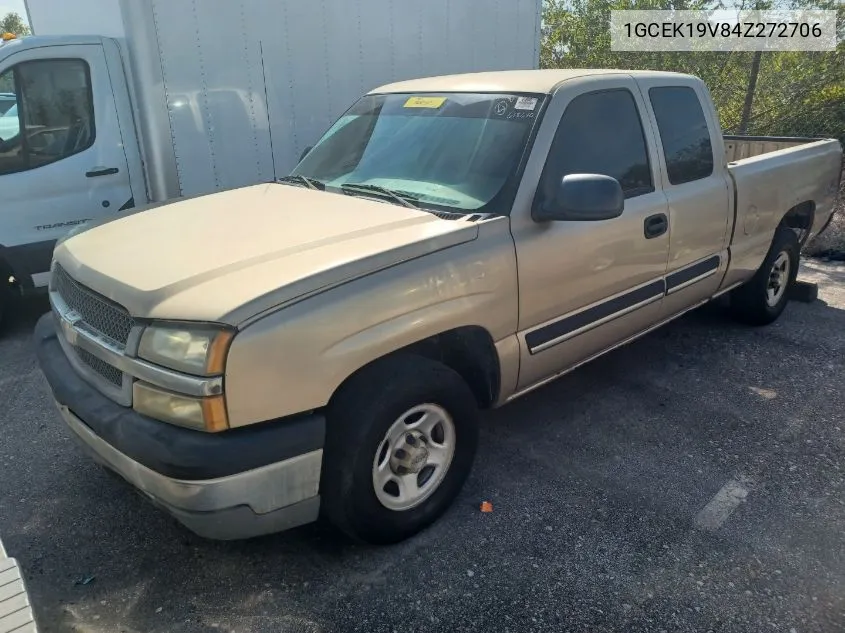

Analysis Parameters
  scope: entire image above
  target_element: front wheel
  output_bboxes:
[321,355,480,544]
[0,283,11,333]
[730,225,799,326]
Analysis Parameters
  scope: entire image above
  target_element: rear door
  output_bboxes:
[0,43,131,288]
[511,76,671,390]
[634,78,733,316]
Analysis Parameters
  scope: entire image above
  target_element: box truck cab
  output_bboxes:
[0,0,542,328]
[0,34,140,310]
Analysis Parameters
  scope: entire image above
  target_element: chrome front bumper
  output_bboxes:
[36,308,326,541]
[57,404,322,540]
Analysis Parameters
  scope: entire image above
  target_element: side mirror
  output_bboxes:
[299,145,313,162]
[533,174,624,222]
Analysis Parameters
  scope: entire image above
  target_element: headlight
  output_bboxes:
[138,324,234,376]
[133,382,228,432]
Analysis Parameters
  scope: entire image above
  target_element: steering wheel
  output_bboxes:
[67,118,92,154]
[0,132,21,154]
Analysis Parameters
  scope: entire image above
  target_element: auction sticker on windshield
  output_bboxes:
[404,96,447,108]
[515,96,538,110]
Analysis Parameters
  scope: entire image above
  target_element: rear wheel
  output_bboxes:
[321,355,480,544]
[730,225,799,326]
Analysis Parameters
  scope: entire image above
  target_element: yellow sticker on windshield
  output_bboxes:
[404,96,446,108]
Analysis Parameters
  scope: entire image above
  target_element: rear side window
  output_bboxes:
[538,89,653,205]
[649,86,714,185]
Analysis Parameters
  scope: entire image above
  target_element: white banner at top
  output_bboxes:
[610,10,839,52]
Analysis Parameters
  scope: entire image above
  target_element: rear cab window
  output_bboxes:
[648,86,714,185]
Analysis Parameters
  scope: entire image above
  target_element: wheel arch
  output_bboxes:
[0,248,20,292]
[329,325,502,410]
[779,200,815,247]
[0,244,32,293]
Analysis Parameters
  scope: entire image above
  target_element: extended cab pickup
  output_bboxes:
[34,70,843,544]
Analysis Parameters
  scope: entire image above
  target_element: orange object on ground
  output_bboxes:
[480,501,493,513]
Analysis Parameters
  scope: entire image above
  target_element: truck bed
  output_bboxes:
[721,135,842,291]
[724,134,830,163]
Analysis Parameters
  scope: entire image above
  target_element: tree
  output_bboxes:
[0,12,31,93]
[0,12,31,36]
[540,0,845,142]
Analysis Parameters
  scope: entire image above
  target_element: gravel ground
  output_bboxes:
[1,261,844,633]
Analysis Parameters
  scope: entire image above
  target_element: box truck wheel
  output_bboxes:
[730,225,799,326]
[0,264,14,332]
[321,354,479,544]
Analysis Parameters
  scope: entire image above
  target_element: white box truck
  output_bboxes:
[0,0,541,327]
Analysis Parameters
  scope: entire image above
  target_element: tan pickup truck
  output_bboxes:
[35,69,842,544]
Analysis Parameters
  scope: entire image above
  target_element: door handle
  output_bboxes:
[86,167,119,177]
[644,213,668,239]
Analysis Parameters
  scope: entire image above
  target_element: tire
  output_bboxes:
[0,283,10,333]
[0,262,17,333]
[321,354,480,544]
[730,225,800,326]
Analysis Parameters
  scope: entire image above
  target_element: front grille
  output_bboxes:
[73,346,123,387]
[52,264,135,346]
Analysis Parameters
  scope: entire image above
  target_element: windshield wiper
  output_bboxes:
[340,183,420,209]
[276,175,325,190]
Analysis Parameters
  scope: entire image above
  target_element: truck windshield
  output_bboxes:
[292,92,545,213]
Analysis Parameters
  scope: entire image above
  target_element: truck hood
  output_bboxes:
[53,183,479,325]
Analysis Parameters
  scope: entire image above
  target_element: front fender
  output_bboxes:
[223,220,518,427]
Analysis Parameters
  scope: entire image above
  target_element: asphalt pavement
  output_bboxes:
[1,261,843,633]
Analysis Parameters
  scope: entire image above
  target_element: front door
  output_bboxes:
[0,44,131,287]
[510,76,671,390]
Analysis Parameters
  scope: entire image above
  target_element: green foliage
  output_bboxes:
[0,12,30,36]
[541,0,845,141]
[0,13,28,93]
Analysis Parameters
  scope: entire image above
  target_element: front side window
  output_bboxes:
[536,89,654,209]
[0,68,22,174]
[649,86,714,185]
[0,59,95,176]
[292,92,545,213]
